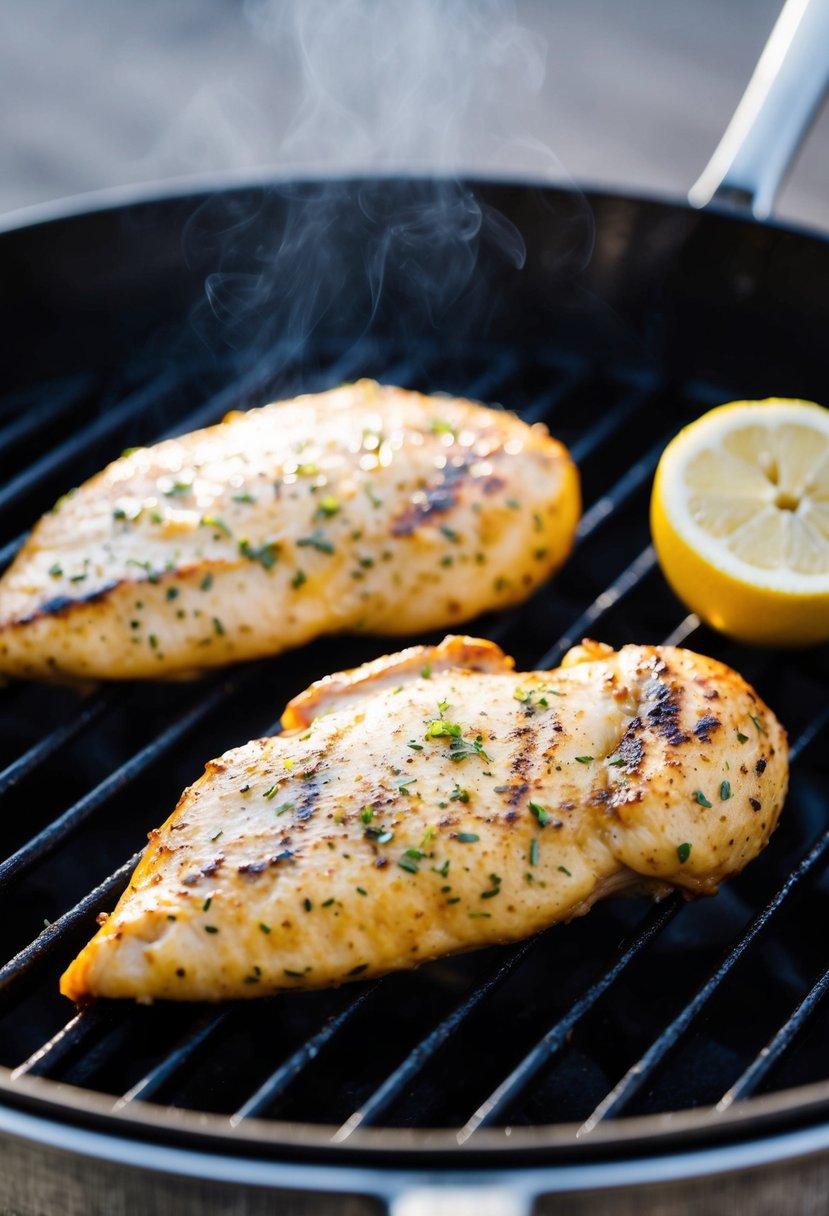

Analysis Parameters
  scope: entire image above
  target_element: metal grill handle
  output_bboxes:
[389,1186,532,1216]
[689,0,829,217]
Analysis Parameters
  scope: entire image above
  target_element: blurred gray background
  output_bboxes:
[2,0,828,229]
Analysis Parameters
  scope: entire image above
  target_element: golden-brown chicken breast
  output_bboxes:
[61,635,788,1004]
[0,381,580,681]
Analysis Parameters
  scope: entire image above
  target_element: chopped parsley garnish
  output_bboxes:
[48,563,63,577]
[291,569,307,589]
[348,964,369,977]
[232,491,256,504]
[457,832,479,843]
[259,923,271,934]
[421,663,432,679]
[316,496,341,518]
[238,538,278,569]
[720,780,732,801]
[407,739,423,751]
[201,514,232,537]
[148,634,159,650]
[529,801,550,827]
[694,790,712,809]
[200,573,213,592]
[356,887,368,896]
[212,616,225,636]
[262,785,279,800]
[166,587,179,601]
[396,777,418,793]
[432,859,450,877]
[736,730,749,744]
[608,757,625,767]
[202,897,212,912]
[439,524,459,543]
[529,839,539,866]
[304,898,313,912]
[450,785,470,803]
[297,529,335,554]
[398,856,420,874]
[211,830,223,842]
[558,865,572,876]
[204,925,219,934]
[750,714,766,735]
[426,719,460,739]
[575,756,594,764]
[274,802,293,816]
[480,887,500,899]
[505,497,521,509]
[321,898,335,908]
[468,911,491,919]
[360,807,374,824]
[430,418,457,437]
[284,969,304,979]
[676,842,692,864]
[164,479,192,497]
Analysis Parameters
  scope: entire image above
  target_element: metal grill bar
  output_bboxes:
[0,378,94,455]
[578,781,829,1134]
[574,437,666,542]
[537,545,658,670]
[230,982,380,1124]
[569,384,657,465]
[0,677,237,890]
[12,1005,118,1080]
[113,1010,234,1109]
[716,963,829,1111]
[457,896,683,1139]
[0,691,114,799]
[0,370,183,519]
[0,852,139,997]
[332,938,538,1140]
[0,532,25,572]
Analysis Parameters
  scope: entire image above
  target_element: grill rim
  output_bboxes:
[4,1018,829,1164]
[1,172,829,1179]
[4,1068,829,1188]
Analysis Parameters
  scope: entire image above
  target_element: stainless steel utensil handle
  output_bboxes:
[390,1186,532,1216]
[689,0,829,217]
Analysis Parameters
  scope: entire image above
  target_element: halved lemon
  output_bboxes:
[651,398,829,646]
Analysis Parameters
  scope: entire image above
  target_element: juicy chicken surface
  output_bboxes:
[61,635,788,1004]
[0,381,579,681]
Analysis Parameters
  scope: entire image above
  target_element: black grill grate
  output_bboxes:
[0,337,828,1152]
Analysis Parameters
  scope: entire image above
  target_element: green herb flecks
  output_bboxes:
[457,832,479,844]
[529,801,551,827]
[297,529,335,554]
[201,514,232,538]
[238,538,278,570]
[720,780,732,801]
[677,842,692,864]
[694,790,712,809]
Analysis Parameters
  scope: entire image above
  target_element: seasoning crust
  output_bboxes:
[0,381,580,680]
[61,635,788,1003]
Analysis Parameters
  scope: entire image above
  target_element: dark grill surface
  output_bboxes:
[1,334,828,1156]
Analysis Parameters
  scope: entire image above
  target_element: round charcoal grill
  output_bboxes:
[2,5,829,1214]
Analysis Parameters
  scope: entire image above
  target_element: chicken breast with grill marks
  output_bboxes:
[61,635,788,1004]
[0,381,579,681]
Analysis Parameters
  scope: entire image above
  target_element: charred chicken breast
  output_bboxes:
[0,381,580,681]
[61,635,788,1004]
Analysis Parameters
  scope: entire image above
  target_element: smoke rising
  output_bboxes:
[181,1,557,360]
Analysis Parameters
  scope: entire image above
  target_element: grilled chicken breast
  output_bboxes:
[0,381,579,681]
[61,635,787,1003]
